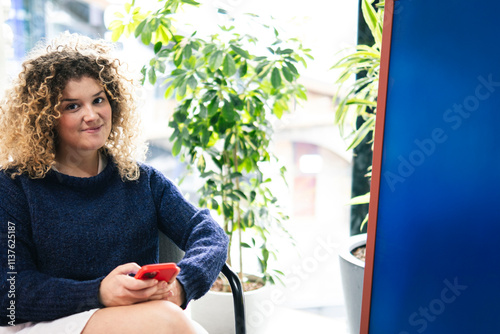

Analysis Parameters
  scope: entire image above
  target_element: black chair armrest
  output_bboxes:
[221,263,246,334]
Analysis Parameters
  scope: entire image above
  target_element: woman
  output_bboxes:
[0,33,228,333]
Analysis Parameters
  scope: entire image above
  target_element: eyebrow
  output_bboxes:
[61,90,105,102]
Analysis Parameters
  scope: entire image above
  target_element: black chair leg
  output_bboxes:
[221,263,246,334]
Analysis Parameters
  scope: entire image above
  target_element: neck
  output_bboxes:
[55,150,101,177]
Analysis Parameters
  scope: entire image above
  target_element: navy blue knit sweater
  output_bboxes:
[0,159,228,326]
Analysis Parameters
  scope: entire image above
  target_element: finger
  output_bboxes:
[125,276,159,291]
[162,281,179,301]
[146,285,173,301]
[149,288,172,301]
[128,284,162,301]
[113,262,142,276]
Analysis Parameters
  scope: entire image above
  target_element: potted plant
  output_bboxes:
[109,1,311,332]
[332,0,383,333]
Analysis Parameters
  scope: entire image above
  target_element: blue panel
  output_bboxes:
[369,1,500,333]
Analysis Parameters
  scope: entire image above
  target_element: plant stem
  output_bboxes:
[232,126,243,280]
[221,150,232,266]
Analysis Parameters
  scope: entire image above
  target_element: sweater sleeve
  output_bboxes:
[0,175,103,326]
[149,168,229,307]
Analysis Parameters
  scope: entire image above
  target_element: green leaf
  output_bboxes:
[207,97,219,116]
[278,48,294,55]
[197,153,206,171]
[230,45,251,59]
[199,105,208,118]
[222,54,237,77]
[281,66,294,82]
[347,115,376,150]
[222,100,237,122]
[108,19,124,31]
[223,132,233,150]
[223,202,233,219]
[200,171,216,178]
[164,84,175,99]
[227,193,240,201]
[171,69,187,76]
[360,213,369,231]
[154,41,162,54]
[187,75,198,90]
[273,101,284,119]
[346,98,377,108]
[141,27,152,45]
[209,50,224,71]
[157,25,172,44]
[156,60,166,73]
[124,2,132,13]
[202,90,217,102]
[158,49,172,58]
[184,56,195,70]
[172,73,188,90]
[349,192,370,205]
[140,66,146,85]
[148,67,157,85]
[202,44,216,56]
[177,80,188,98]
[262,248,270,263]
[229,94,243,109]
[239,60,248,77]
[196,69,207,80]
[111,25,124,42]
[249,190,256,203]
[201,128,211,146]
[181,0,200,5]
[255,61,270,75]
[134,19,147,37]
[285,61,298,75]
[172,139,182,156]
[271,68,282,88]
[230,172,243,179]
[362,0,382,47]
[184,44,192,59]
[210,198,219,210]
[173,109,187,123]
[233,189,247,199]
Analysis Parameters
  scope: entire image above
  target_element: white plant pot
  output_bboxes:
[338,233,366,334]
[190,284,271,334]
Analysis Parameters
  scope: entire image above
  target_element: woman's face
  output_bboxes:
[56,76,112,158]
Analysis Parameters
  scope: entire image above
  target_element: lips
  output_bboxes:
[82,125,103,133]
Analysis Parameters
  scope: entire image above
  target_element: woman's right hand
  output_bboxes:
[98,263,170,307]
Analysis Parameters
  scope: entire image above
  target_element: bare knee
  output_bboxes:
[83,300,196,334]
[146,300,196,334]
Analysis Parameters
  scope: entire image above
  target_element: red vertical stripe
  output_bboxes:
[360,0,395,332]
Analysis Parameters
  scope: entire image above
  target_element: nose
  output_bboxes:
[82,104,99,122]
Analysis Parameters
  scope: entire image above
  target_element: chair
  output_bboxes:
[159,232,246,334]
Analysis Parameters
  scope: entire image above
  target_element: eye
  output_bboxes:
[93,97,106,104]
[66,103,79,111]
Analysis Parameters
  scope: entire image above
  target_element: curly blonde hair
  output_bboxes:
[0,33,144,180]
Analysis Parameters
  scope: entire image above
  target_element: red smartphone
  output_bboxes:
[134,263,179,282]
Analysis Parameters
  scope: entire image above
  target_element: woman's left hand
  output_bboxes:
[163,279,186,307]
[148,272,186,307]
